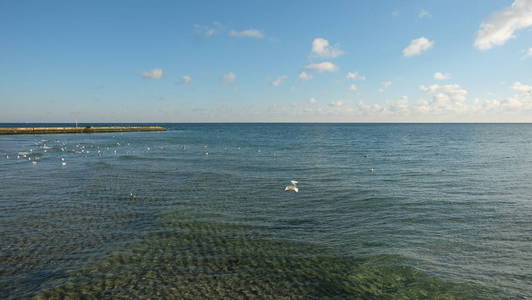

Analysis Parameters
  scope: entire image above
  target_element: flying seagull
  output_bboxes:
[284,180,299,192]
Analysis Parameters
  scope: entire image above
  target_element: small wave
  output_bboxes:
[117,154,165,161]
[89,161,114,169]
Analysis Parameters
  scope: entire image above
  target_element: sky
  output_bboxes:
[1,0,531,122]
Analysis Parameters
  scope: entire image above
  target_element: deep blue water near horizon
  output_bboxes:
[1,123,531,299]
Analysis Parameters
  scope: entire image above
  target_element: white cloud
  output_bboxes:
[259,81,532,122]
[311,38,344,58]
[512,82,532,92]
[298,72,313,81]
[304,61,338,72]
[523,47,532,59]
[403,37,434,57]
[378,81,392,92]
[349,84,358,91]
[202,89,532,122]
[434,72,451,80]
[481,89,532,112]
[356,102,385,114]
[271,75,287,87]
[194,23,265,40]
[389,96,409,112]
[345,72,366,81]
[420,84,468,99]
[329,100,345,107]
[418,9,432,19]
[140,68,163,79]
[222,72,236,84]
[194,22,223,37]
[390,82,532,117]
[419,84,469,112]
[474,0,532,50]
[180,75,192,84]
[229,29,264,39]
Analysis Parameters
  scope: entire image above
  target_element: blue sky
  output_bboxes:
[1,0,531,122]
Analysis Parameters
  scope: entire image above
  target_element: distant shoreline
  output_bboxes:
[0,126,166,135]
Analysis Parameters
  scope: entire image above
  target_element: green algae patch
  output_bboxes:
[33,212,485,299]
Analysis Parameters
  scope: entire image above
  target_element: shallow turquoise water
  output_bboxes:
[1,123,531,298]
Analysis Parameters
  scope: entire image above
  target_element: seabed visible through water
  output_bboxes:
[31,210,483,299]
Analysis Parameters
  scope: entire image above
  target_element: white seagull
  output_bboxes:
[284,180,299,192]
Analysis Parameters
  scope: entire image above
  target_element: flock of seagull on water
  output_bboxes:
[0,139,155,167]
[2,138,378,194]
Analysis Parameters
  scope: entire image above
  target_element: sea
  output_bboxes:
[1,123,531,299]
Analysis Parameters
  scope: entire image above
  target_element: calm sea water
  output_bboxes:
[1,123,531,299]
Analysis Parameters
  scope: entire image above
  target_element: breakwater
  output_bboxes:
[0,126,166,135]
